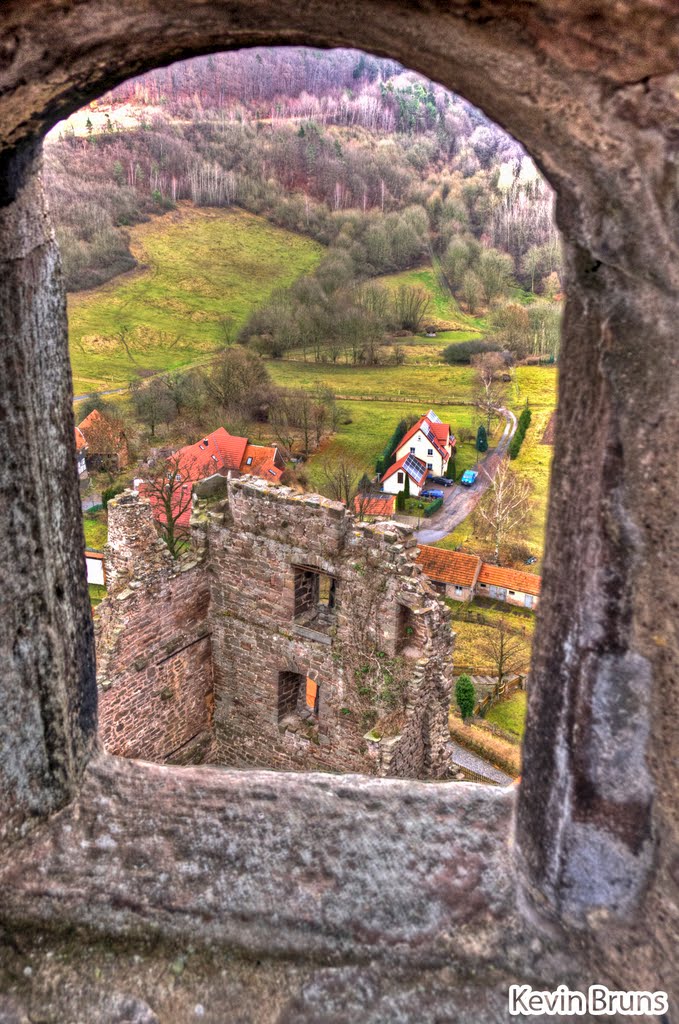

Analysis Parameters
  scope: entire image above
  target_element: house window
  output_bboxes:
[409,446,416,454]
[427,463,433,470]
[293,565,337,632]
[480,583,487,588]
[427,448,433,456]
[509,590,515,595]
[246,456,253,466]
[454,585,463,593]
[397,472,404,483]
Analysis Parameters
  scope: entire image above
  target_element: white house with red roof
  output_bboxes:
[393,410,455,479]
[380,453,429,496]
[74,426,88,481]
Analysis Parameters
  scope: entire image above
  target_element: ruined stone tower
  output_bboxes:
[96,481,454,779]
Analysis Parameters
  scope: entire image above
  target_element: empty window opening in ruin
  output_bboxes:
[293,564,337,632]
[277,671,319,724]
[396,603,423,657]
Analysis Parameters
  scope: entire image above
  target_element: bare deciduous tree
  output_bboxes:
[472,351,506,432]
[477,618,530,684]
[141,454,195,558]
[320,455,362,506]
[476,461,533,564]
[392,285,432,333]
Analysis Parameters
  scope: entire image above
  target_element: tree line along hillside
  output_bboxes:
[45,47,562,313]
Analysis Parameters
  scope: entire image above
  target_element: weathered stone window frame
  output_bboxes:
[0,2,676,1005]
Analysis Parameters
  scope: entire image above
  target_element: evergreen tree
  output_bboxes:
[446,455,456,480]
[455,675,476,721]
[476,424,488,452]
[403,473,411,501]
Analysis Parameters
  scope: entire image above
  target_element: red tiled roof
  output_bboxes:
[416,546,482,587]
[353,494,395,517]
[382,453,428,486]
[395,413,454,460]
[240,443,284,482]
[174,428,248,482]
[74,426,87,452]
[477,563,541,596]
[78,409,103,433]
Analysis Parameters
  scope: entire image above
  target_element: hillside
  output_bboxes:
[68,204,322,394]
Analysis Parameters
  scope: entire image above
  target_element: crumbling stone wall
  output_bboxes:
[96,482,453,779]
[208,478,453,777]
[96,493,213,764]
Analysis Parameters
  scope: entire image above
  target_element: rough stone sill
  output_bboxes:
[0,754,522,970]
[292,622,333,644]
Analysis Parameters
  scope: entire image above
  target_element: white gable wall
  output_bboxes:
[381,468,424,496]
[395,429,448,477]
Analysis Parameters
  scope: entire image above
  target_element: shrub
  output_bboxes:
[423,497,443,517]
[509,407,531,459]
[455,674,476,720]
[102,484,125,508]
[446,455,456,480]
[442,339,501,364]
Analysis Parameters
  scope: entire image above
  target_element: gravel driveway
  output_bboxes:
[415,407,517,544]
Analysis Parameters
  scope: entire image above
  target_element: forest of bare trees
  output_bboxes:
[45,48,561,299]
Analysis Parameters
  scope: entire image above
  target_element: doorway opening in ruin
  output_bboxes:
[293,565,338,634]
[278,670,319,723]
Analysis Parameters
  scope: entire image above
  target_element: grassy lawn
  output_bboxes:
[83,511,108,550]
[485,689,527,740]
[89,583,107,607]
[509,408,554,554]
[68,203,322,394]
[268,358,479,403]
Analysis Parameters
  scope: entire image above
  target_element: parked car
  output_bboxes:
[420,488,444,500]
[460,470,478,487]
[525,555,538,565]
[427,475,454,487]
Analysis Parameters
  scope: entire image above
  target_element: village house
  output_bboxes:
[393,410,455,479]
[74,426,88,482]
[416,544,541,610]
[380,453,429,497]
[352,493,396,519]
[142,427,286,527]
[77,408,129,474]
[416,546,482,602]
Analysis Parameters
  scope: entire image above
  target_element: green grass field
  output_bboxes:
[68,204,322,394]
[375,262,485,331]
[485,689,527,739]
[82,511,108,550]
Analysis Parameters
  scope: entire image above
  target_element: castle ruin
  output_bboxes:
[96,481,454,779]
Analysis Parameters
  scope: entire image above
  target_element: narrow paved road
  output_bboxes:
[415,407,517,544]
[449,742,514,786]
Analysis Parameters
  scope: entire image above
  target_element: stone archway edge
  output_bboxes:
[1,0,679,1010]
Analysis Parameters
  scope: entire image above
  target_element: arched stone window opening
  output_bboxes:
[0,7,676,1015]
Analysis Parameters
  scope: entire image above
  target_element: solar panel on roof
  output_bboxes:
[403,453,426,483]
[427,410,441,423]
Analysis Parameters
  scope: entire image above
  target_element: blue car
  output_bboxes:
[460,470,478,487]
[420,488,444,500]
